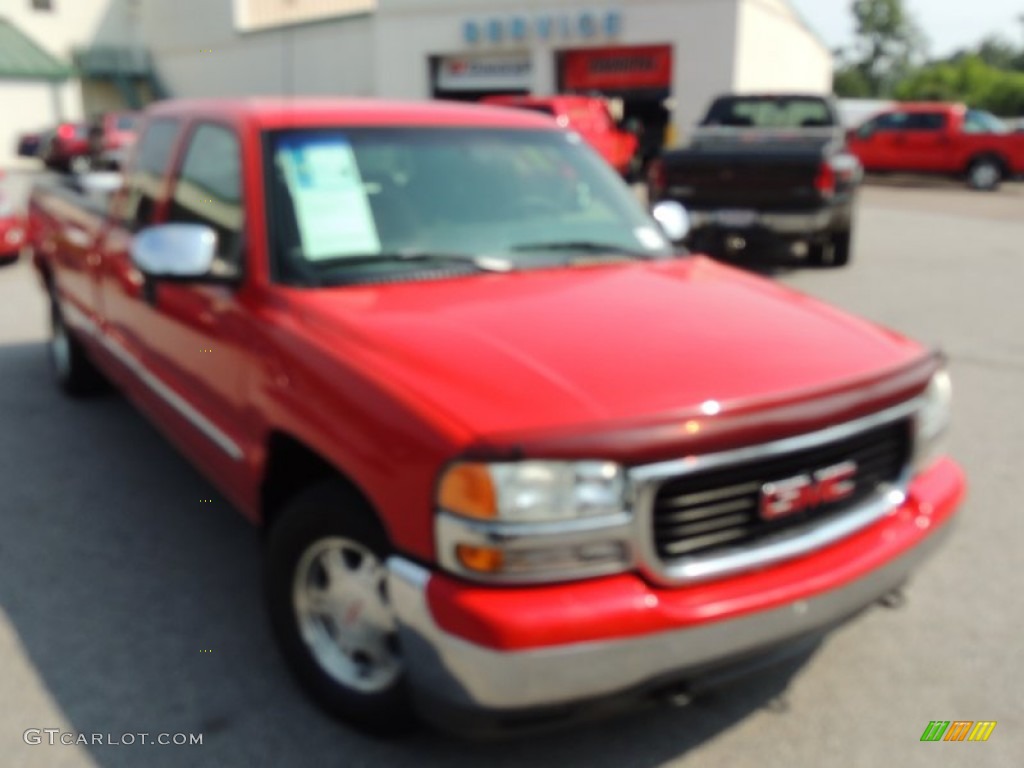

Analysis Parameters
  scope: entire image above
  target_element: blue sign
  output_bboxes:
[461,9,623,46]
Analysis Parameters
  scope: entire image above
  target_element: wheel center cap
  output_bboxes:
[342,600,363,626]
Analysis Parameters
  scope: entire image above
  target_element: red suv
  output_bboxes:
[39,122,91,172]
[847,102,1024,190]
[0,172,25,264]
[87,111,141,170]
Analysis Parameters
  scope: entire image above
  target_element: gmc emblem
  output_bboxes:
[759,461,858,521]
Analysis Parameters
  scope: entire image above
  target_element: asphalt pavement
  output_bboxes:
[0,179,1021,767]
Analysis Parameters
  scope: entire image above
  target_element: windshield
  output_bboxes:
[265,127,671,284]
[964,109,1009,135]
[702,97,835,129]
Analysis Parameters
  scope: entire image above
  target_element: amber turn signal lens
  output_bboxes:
[455,544,505,573]
[438,463,497,519]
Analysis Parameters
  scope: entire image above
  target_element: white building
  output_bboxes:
[139,0,832,148]
[0,0,165,168]
[0,0,831,167]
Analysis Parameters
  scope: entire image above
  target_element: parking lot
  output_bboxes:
[1,179,1021,767]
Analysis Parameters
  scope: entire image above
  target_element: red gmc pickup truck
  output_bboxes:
[847,102,1024,190]
[27,98,965,737]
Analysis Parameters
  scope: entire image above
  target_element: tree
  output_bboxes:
[833,67,873,97]
[894,56,1024,116]
[944,36,1024,72]
[834,0,928,96]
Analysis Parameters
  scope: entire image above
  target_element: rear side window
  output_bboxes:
[166,123,244,274]
[115,118,181,230]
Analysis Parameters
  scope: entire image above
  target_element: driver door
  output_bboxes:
[140,121,254,498]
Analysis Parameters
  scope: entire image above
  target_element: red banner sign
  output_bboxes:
[561,45,672,91]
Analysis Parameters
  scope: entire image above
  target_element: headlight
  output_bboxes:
[912,368,952,471]
[436,460,632,583]
[438,460,625,522]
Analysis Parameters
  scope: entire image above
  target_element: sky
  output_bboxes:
[788,0,1024,58]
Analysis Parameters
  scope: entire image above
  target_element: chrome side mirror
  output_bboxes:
[652,200,690,243]
[131,223,217,279]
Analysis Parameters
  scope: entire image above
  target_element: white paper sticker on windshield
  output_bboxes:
[635,226,667,250]
[277,137,381,261]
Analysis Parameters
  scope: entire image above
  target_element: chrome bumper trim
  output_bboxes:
[386,519,952,714]
[688,209,835,234]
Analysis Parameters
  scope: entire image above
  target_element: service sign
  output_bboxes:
[462,9,623,46]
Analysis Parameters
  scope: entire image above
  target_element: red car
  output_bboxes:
[39,121,91,172]
[847,102,1024,190]
[0,173,26,264]
[483,94,640,177]
[28,98,964,736]
[87,111,141,169]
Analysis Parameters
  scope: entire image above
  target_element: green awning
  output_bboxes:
[0,17,74,81]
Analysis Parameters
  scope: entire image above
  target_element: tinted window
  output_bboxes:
[865,112,908,132]
[904,112,946,131]
[115,118,181,230]
[703,97,834,128]
[167,123,244,273]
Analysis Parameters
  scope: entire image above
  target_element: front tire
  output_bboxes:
[49,294,104,396]
[264,480,415,736]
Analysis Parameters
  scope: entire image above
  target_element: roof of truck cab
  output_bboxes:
[877,102,965,113]
[484,95,604,107]
[143,97,560,130]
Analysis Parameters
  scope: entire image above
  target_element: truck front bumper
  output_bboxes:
[386,457,963,734]
[688,208,838,236]
[684,198,854,260]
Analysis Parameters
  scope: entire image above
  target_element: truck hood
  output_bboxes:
[295,257,925,440]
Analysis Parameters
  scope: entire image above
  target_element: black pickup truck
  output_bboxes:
[649,94,862,267]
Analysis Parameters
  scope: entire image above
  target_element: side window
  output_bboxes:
[116,118,181,231]
[906,112,946,131]
[875,112,909,131]
[856,116,880,138]
[166,123,244,274]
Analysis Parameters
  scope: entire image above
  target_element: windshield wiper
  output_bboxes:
[509,241,654,259]
[310,250,515,273]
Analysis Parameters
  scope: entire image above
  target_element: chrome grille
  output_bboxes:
[652,419,911,562]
